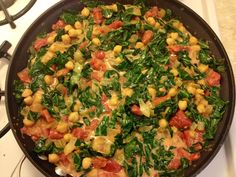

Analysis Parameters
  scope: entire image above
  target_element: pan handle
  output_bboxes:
[0,41,11,138]
[0,90,10,138]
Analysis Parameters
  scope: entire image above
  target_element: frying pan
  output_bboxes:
[2,0,235,176]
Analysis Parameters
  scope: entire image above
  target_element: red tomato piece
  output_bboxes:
[189,152,201,161]
[104,103,112,113]
[91,71,102,82]
[93,7,103,24]
[17,68,32,83]
[86,119,100,131]
[41,109,54,123]
[167,45,189,53]
[59,153,70,165]
[152,95,169,106]
[72,128,88,140]
[52,20,65,30]
[98,170,119,177]
[90,58,107,71]
[167,158,181,170]
[79,41,89,49]
[56,68,70,77]
[33,38,48,51]
[205,70,221,86]
[102,160,122,173]
[48,130,64,139]
[95,50,105,60]
[101,94,108,103]
[182,130,204,147]
[92,157,109,168]
[145,6,159,18]
[131,105,143,116]
[169,110,192,129]
[108,20,123,29]
[142,30,154,45]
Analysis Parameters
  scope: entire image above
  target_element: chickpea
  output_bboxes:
[74,21,82,29]
[198,63,209,73]
[81,7,90,17]
[178,100,188,111]
[113,45,122,54]
[68,112,79,122]
[61,34,71,44]
[170,68,179,76]
[148,87,156,99]
[82,157,92,169]
[44,75,54,85]
[147,17,156,26]
[170,32,179,40]
[48,153,60,163]
[24,96,33,105]
[22,88,33,97]
[135,42,144,49]
[64,25,73,32]
[197,103,205,114]
[154,22,161,29]
[189,36,198,45]
[168,87,178,97]
[64,133,73,142]
[23,118,35,126]
[159,119,168,128]
[65,61,74,70]
[56,122,69,133]
[92,38,101,46]
[166,38,175,45]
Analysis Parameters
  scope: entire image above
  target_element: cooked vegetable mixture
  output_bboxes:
[14,1,227,177]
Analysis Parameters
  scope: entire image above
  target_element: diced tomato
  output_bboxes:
[86,119,100,131]
[92,157,109,168]
[142,30,154,45]
[167,45,189,53]
[95,50,105,60]
[102,160,122,173]
[93,7,103,24]
[52,20,66,30]
[41,109,54,123]
[59,153,69,166]
[169,110,192,129]
[167,158,181,170]
[131,105,143,116]
[108,20,123,29]
[145,6,159,18]
[56,68,70,77]
[98,171,119,177]
[90,58,107,71]
[189,152,201,161]
[91,71,103,81]
[17,68,32,83]
[101,94,108,103]
[72,127,88,140]
[182,130,204,147]
[205,69,221,86]
[79,41,89,49]
[153,95,169,106]
[48,130,64,139]
[104,103,112,113]
[31,135,40,142]
[33,38,48,51]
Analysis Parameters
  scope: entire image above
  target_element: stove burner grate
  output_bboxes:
[0,0,36,29]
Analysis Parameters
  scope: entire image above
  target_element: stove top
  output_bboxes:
[0,0,235,177]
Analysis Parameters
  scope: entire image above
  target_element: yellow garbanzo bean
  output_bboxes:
[81,7,90,17]
[48,153,60,163]
[82,157,92,169]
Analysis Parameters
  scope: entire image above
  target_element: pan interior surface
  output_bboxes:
[5,0,235,177]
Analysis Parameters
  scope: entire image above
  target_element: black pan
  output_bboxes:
[3,0,235,176]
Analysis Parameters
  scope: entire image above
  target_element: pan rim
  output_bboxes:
[5,0,235,177]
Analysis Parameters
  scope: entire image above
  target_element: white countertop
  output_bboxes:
[0,0,235,177]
